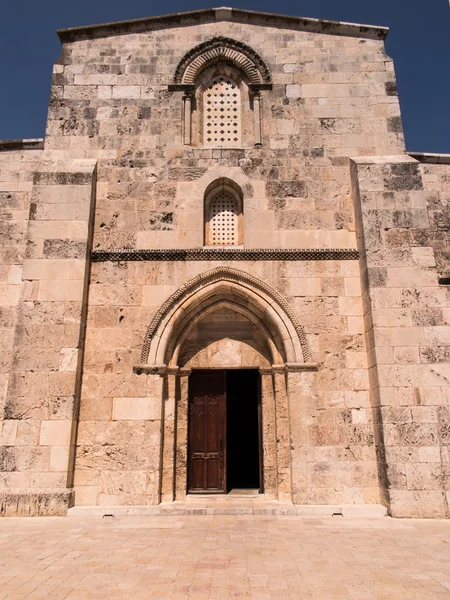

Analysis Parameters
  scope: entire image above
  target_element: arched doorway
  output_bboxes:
[179,304,271,494]
[136,267,314,503]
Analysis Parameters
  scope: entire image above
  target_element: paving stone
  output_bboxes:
[0,516,450,599]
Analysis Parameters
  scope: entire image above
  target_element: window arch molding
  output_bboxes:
[173,36,272,86]
[204,178,243,247]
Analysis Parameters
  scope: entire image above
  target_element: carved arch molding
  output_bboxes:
[139,266,311,367]
[173,37,272,85]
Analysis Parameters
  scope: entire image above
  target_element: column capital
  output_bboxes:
[133,364,166,375]
[178,367,192,377]
[259,367,274,375]
[167,83,195,94]
[165,366,180,376]
[285,362,318,372]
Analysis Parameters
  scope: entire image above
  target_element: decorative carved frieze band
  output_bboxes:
[92,248,359,262]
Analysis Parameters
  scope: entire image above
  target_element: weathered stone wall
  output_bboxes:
[47,21,405,508]
[1,13,448,515]
[420,161,450,279]
[73,258,379,506]
[0,145,42,434]
[0,157,96,515]
[46,22,404,252]
[351,155,450,518]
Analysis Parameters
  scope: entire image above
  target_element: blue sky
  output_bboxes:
[0,0,449,152]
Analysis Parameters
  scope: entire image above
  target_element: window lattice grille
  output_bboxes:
[204,77,240,147]
[209,192,238,246]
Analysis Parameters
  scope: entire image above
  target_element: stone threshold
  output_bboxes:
[67,503,387,518]
[185,491,264,501]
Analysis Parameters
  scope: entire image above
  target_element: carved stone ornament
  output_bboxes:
[140,266,312,364]
[92,248,359,262]
[173,36,272,85]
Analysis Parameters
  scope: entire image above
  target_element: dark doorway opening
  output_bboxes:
[226,370,261,491]
[187,369,262,494]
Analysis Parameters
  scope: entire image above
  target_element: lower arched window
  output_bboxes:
[204,179,243,246]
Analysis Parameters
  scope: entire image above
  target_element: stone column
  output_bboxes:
[160,368,178,503]
[175,368,190,500]
[0,158,97,516]
[253,92,262,146]
[259,369,278,500]
[286,367,318,505]
[273,368,293,503]
[182,92,192,146]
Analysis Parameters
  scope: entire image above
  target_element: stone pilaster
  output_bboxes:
[0,158,97,516]
[273,370,292,503]
[351,155,450,518]
[287,370,315,505]
[175,369,190,501]
[160,369,178,503]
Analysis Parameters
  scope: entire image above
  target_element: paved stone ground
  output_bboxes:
[0,516,450,599]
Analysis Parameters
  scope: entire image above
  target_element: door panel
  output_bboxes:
[188,371,226,492]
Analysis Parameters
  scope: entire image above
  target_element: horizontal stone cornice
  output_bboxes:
[408,152,450,165]
[57,7,388,43]
[134,363,319,375]
[0,138,44,152]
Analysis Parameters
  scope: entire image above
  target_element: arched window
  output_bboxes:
[170,38,272,148]
[204,76,240,147]
[204,179,243,246]
[209,190,238,245]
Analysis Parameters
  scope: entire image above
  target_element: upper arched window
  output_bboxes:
[170,37,272,148]
[204,76,240,147]
[204,179,243,246]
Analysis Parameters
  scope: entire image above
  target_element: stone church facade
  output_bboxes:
[0,7,449,518]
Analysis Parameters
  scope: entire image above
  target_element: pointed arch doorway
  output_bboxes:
[178,298,272,495]
[175,300,272,499]
[136,267,315,504]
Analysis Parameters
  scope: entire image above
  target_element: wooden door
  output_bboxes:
[188,370,226,493]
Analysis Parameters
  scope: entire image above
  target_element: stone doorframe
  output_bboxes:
[146,363,316,504]
[133,267,317,503]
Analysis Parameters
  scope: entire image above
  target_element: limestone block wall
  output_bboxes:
[0,143,42,434]
[48,22,404,155]
[73,258,379,507]
[44,21,405,252]
[419,160,450,279]
[50,19,405,508]
[1,13,448,516]
[351,155,450,518]
[0,158,96,516]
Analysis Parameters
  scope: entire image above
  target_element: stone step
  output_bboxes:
[185,492,265,503]
[68,503,388,518]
